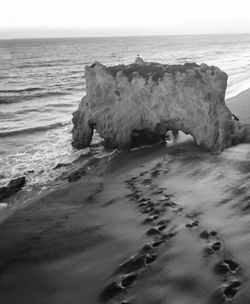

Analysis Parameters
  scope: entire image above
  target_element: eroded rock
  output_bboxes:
[72,58,246,152]
[0,177,26,201]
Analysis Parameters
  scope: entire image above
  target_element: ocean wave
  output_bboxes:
[0,121,70,138]
[18,60,70,69]
[45,103,77,108]
[18,63,57,68]
[0,87,43,93]
[0,91,71,104]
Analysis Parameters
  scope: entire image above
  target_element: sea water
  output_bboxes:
[1,34,250,196]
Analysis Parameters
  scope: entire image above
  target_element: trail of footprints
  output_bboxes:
[185,216,242,302]
[99,162,243,303]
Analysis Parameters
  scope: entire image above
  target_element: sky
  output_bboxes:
[1,0,250,38]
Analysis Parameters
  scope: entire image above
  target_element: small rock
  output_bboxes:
[0,177,26,201]
[68,170,86,182]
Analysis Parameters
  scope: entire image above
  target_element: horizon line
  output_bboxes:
[1,32,250,41]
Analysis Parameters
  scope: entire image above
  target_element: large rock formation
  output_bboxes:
[72,58,243,153]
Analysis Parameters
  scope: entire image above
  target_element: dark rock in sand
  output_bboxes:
[67,169,86,182]
[0,177,26,201]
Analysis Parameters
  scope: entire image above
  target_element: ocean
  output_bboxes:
[1,34,250,202]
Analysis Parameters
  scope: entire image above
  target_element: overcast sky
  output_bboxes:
[1,0,250,38]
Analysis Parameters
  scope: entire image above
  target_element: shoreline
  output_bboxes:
[0,86,248,210]
[1,89,250,303]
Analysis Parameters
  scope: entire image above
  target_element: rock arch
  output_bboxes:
[72,58,244,153]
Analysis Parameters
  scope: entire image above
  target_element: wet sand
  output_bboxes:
[1,90,250,304]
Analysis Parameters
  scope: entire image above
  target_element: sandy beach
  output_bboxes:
[1,90,250,304]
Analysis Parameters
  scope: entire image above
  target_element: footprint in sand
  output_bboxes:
[211,241,222,252]
[140,243,154,253]
[120,172,180,303]
[117,253,157,274]
[142,215,159,224]
[223,259,239,272]
[99,273,137,302]
[142,178,152,185]
[158,224,168,231]
[204,242,222,256]
[214,259,239,275]
[197,230,243,302]
[185,220,199,228]
[224,280,242,298]
[209,280,242,304]
[146,227,162,236]
[151,169,161,178]
[200,230,217,240]
[214,261,231,275]
[121,273,138,287]
[156,219,170,226]
[151,189,164,195]
[99,282,124,302]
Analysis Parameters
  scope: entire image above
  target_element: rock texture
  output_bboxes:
[0,177,26,201]
[72,58,243,152]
